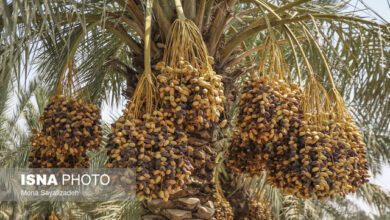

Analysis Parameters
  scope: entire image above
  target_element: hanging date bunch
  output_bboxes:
[228,39,302,176]
[155,18,225,132]
[266,75,369,199]
[228,74,302,176]
[29,62,102,168]
[105,0,193,201]
[228,36,369,199]
[228,131,262,176]
[105,103,193,201]
[329,95,369,194]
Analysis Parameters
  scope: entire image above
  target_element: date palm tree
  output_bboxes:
[1,0,389,219]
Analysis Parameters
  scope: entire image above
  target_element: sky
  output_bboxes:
[353,0,389,22]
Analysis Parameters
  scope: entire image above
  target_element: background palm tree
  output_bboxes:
[0,0,389,219]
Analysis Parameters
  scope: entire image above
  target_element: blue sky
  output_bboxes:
[360,0,390,22]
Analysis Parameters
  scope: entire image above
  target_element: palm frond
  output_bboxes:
[88,122,112,168]
[93,200,143,220]
[281,195,320,220]
[6,78,40,140]
[362,129,390,176]
[356,183,390,214]
[315,197,371,220]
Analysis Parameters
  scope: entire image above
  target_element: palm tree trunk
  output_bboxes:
[141,129,217,220]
